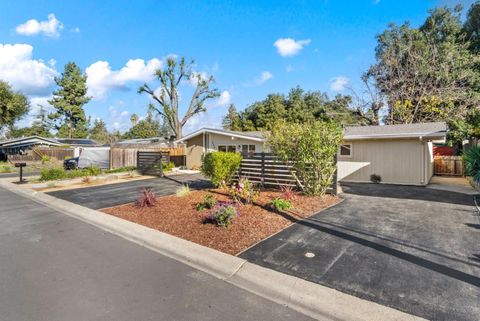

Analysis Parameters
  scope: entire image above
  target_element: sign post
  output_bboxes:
[14,162,27,184]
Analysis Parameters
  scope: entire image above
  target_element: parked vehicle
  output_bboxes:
[64,157,79,170]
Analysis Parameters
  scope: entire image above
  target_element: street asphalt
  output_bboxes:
[47,173,213,209]
[0,185,313,321]
[240,183,480,321]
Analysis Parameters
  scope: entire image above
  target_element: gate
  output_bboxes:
[433,156,464,176]
[137,151,170,176]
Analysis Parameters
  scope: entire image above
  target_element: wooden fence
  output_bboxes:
[236,153,337,195]
[109,146,185,169]
[137,151,170,176]
[7,147,74,163]
[433,156,464,176]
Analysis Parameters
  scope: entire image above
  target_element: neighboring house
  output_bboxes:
[0,136,62,161]
[338,122,447,186]
[114,137,172,148]
[179,122,447,186]
[175,128,266,169]
[55,138,99,147]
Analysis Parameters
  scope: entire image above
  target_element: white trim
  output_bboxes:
[344,132,446,140]
[176,128,265,143]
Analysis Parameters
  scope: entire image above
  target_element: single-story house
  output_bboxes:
[178,122,447,186]
[0,136,62,160]
[337,122,447,186]
[175,128,266,169]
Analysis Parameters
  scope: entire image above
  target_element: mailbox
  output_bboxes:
[14,162,27,183]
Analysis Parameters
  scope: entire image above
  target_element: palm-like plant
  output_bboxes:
[463,146,480,183]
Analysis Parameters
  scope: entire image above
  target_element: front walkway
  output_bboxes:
[240,183,480,321]
[0,185,312,321]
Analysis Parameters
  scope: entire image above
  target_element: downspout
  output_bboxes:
[419,136,425,185]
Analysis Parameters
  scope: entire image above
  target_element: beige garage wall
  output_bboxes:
[185,134,204,169]
[338,138,426,185]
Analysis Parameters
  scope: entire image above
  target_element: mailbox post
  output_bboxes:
[14,162,27,183]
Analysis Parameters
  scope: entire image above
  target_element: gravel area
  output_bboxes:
[102,189,340,255]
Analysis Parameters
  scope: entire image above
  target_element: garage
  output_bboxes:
[337,122,447,185]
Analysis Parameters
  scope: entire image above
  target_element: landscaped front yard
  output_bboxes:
[102,188,340,255]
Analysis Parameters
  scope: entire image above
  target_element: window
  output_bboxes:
[241,144,256,154]
[227,145,236,152]
[339,144,352,157]
[218,145,227,152]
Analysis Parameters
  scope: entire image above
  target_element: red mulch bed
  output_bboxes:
[101,189,341,255]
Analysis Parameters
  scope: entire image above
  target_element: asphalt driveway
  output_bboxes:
[240,183,480,321]
[47,173,212,209]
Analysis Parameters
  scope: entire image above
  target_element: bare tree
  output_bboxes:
[138,57,220,139]
[347,73,385,125]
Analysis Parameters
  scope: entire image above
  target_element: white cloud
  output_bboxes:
[216,90,231,106]
[274,38,311,57]
[16,96,53,128]
[16,14,64,38]
[330,76,350,92]
[107,105,131,132]
[0,44,57,96]
[86,58,162,100]
[255,71,273,85]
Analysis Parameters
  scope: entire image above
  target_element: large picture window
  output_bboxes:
[218,145,227,152]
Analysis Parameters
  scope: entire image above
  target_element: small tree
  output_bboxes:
[268,121,343,196]
[222,104,242,131]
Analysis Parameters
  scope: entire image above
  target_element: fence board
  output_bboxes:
[7,147,74,163]
[110,146,185,169]
[137,151,170,176]
[236,152,337,194]
[434,156,464,176]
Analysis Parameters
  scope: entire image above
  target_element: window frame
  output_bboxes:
[339,143,352,158]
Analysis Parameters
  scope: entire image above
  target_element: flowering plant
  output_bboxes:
[208,201,239,227]
[229,177,259,204]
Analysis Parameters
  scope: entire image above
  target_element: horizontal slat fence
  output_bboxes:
[137,151,170,176]
[236,153,337,195]
[110,146,185,169]
[434,156,464,176]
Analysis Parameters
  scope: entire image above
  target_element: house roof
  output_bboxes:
[176,128,267,143]
[55,138,98,146]
[344,122,447,140]
[0,136,61,148]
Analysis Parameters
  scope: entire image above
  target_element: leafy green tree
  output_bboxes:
[222,104,242,131]
[368,6,480,125]
[267,120,343,196]
[138,56,220,139]
[0,81,29,132]
[89,119,115,144]
[464,1,480,54]
[49,62,91,138]
[122,112,168,139]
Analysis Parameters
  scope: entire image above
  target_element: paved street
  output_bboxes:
[241,183,480,321]
[0,185,312,321]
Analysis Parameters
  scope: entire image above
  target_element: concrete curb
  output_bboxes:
[0,179,427,321]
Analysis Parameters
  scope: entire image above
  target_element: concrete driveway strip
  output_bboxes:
[240,183,480,321]
[0,185,314,321]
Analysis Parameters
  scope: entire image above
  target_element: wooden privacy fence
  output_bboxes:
[236,153,337,195]
[433,156,464,176]
[110,147,185,169]
[7,147,74,162]
[137,151,170,176]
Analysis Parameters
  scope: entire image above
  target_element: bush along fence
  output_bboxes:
[235,152,338,195]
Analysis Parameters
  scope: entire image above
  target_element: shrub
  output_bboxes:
[209,202,238,227]
[41,155,51,164]
[84,165,102,176]
[196,194,217,211]
[0,164,13,173]
[268,121,343,196]
[40,167,67,181]
[201,152,242,186]
[464,146,480,183]
[105,166,137,174]
[136,188,156,207]
[280,185,295,200]
[229,178,259,204]
[370,174,382,184]
[176,185,191,197]
[162,161,175,172]
[269,197,292,212]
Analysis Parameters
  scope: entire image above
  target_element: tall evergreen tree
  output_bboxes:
[222,104,242,131]
[49,62,91,138]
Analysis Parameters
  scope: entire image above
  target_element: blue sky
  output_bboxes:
[0,0,475,134]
